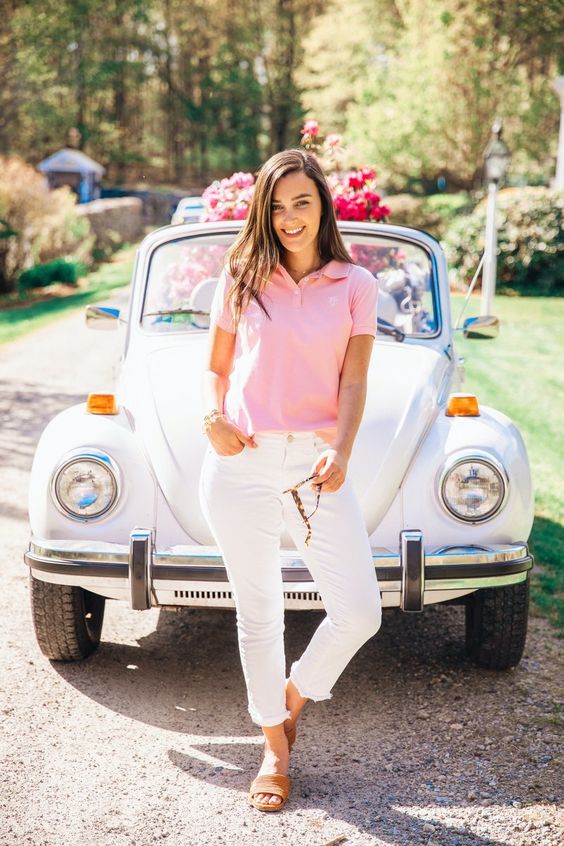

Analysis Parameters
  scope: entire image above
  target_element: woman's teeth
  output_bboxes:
[284,226,304,236]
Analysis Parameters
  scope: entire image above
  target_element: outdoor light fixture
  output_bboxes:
[484,119,511,184]
[480,119,511,316]
[550,76,564,190]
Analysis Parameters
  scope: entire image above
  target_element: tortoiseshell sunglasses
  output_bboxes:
[283,472,322,546]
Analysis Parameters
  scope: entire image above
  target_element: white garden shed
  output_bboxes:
[37,148,105,203]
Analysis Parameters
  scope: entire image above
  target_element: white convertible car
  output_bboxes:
[25,221,534,669]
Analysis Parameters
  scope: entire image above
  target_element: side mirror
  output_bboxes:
[85,305,124,330]
[462,315,499,340]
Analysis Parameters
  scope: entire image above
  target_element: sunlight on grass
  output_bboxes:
[0,244,137,345]
[453,294,564,630]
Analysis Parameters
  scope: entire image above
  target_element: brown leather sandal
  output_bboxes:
[248,773,292,812]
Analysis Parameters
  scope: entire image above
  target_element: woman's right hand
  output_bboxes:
[207,416,257,456]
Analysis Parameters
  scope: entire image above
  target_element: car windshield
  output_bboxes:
[141,230,438,336]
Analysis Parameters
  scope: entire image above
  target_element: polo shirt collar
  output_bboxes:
[313,260,350,279]
[275,259,350,283]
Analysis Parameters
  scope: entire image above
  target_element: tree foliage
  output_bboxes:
[299,0,563,191]
[0,156,92,293]
[444,186,564,295]
[1,0,323,185]
[0,0,561,189]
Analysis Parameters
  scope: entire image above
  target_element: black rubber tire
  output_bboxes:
[464,575,530,670]
[30,574,106,661]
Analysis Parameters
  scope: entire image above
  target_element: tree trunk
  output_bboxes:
[0,0,21,154]
[112,4,127,184]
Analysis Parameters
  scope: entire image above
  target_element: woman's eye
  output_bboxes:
[272,201,308,211]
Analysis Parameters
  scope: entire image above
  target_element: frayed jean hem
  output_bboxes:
[288,666,333,703]
[248,707,292,728]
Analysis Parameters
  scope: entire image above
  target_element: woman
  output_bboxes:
[199,148,382,812]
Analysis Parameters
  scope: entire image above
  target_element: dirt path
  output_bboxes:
[0,300,562,846]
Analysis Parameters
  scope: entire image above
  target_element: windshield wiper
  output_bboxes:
[144,308,210,317]
[377,318,405,342]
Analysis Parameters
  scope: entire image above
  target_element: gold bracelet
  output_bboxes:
[202,409,225,434]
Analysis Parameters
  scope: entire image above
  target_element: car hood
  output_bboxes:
[122,339,450,546]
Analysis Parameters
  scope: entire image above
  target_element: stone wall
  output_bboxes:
[100,187,186,226]
[76,197,144,255]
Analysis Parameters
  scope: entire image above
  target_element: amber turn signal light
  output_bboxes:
[87,393,118,415]
[446,393,480,417]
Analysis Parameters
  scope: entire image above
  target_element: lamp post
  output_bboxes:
[481,119,511,316]
[551,76,564,191]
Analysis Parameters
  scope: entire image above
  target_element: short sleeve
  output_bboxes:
[349,266,379,337]
[210,268,237,334]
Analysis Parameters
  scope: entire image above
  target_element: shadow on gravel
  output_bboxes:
[0,379,85,472]
[49,603,560,844]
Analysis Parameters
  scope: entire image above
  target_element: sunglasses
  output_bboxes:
[283,472,322,546]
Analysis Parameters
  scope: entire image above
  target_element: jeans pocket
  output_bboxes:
[213,444,246,458]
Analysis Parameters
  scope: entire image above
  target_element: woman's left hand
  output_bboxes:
[310,449,348,493]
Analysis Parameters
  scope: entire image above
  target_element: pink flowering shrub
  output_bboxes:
[300,119,320,143]
[328,170,390,223]
[201,172,255,222]
[201,120,390,224]
[303,127,390,222]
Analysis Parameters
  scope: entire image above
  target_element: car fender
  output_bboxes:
[29,403,156,543]
[400,404,534,547]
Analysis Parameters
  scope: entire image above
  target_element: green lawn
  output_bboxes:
[453,294,564,631]
[0,244,137,345]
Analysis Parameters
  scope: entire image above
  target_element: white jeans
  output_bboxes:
[198,430,382,727]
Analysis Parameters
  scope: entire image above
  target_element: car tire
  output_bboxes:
[30,575,106,661]
[464,575,529,670]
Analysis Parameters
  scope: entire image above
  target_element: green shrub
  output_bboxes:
[386,192,472,238]
[18,259,87,289]
[0,218,17,240]
[385,193,427,226]
[424,192,473,228]
[443,186,564,295]
[91,229,124,263]
[0,156,95,294]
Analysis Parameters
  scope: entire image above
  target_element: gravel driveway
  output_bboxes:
[0,299,562,846]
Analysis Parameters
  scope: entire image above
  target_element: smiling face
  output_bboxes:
[270,170,323,261]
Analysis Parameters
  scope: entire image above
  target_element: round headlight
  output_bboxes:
[52,452,119,520]
[439,454,507,523]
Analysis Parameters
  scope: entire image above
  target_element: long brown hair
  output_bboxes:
[225,148,352,325]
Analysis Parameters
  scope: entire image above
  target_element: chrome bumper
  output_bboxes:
[25,529,533,612]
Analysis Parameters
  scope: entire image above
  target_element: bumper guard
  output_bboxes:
[25,530,533,612]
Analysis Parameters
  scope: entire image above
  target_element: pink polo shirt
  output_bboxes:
[209,259,378,446]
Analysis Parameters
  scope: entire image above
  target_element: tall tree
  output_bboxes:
[299,0,563,190]
[8,0,155,177]
[254,0,324,154]
[0,0,22,154]
[155,0,265,182]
